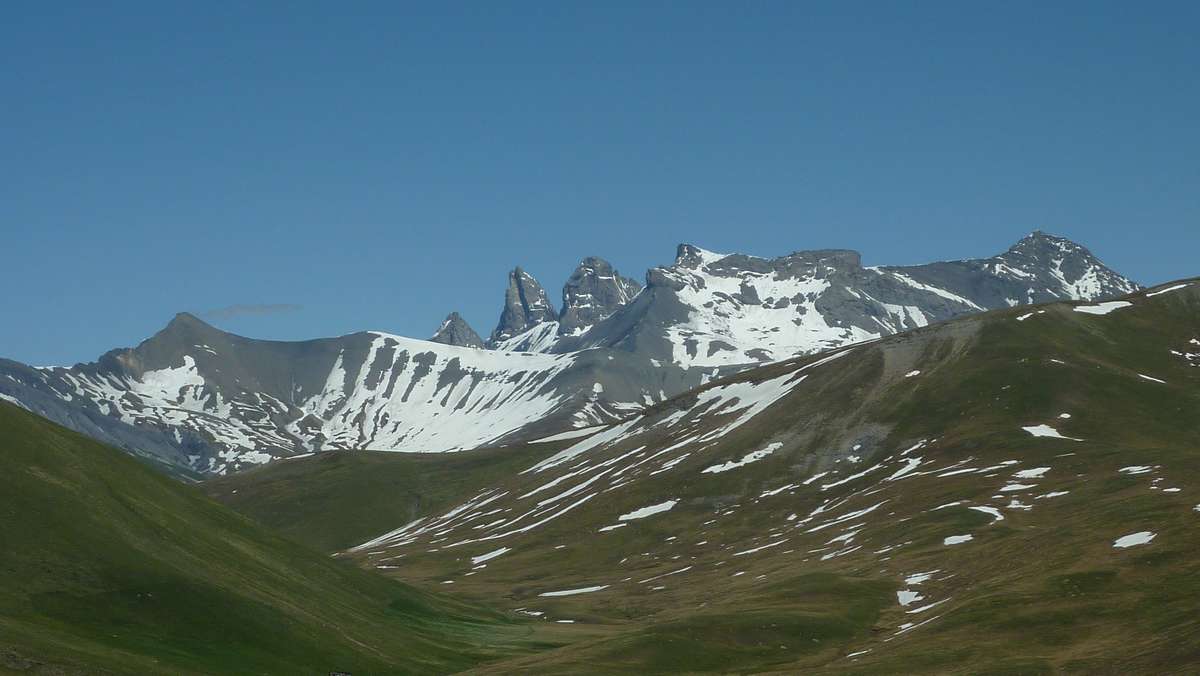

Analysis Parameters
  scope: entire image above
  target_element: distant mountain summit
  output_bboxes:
[430,312,485,348]
[488,267,558,348]
[553,231,1139,367]
[558,257,642,337]
[985,230,1137,299]
[0,232,1140,475]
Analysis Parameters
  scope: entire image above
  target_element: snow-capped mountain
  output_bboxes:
[0,232,1137,476]
[544,231,1139,368]
[487,267,559,348]
[557,256,643,337]
[0,312,704,475]
[482,258,643,352]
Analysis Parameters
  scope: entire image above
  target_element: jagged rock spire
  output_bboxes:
[489,267,558,345]
[430,312,485,348]
[558,257,642,336]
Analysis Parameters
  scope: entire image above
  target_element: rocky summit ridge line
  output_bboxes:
[0,232,1138,476]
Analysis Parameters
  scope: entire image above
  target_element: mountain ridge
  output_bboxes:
[0,232,1139,477]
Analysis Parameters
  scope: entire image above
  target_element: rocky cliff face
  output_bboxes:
[557,257,643,337]
[488,267,559,348]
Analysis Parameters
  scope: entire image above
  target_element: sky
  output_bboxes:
[2,1,1197,365]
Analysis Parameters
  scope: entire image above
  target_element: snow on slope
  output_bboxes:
[354,346,855,552]
[25,329,618,474]
[660,249,880,368]
[292,332,579,453]
[554,232,1138,371]
[489,322,563,353]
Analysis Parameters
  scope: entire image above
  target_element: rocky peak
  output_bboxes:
[80,312,224,381]
[430,312,485,349]
[1002,230,1086,260]
[558,257,642,336]
[673,244,862,277]
[161,312,219,336]
[652,246,865,292]
[989,231,1139,299]
[774,249,863,275]
[489,267,559,345]
[674,244,726,269]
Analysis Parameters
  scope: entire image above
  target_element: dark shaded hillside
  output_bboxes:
[0,401,547,675]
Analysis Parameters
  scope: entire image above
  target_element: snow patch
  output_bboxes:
[471,547,511,565]
[1145,283,1190,297]
[1022,425,1082,441]
[538,585,609,597]
[1074,300,1132,315]
[530,425,608,444]
[618,500,677,521]
[701,442,783,474]
[1113,531,1155,548]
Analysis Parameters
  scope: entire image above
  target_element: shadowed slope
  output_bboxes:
[0,401,549,674]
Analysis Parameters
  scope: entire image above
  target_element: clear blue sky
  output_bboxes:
[2,1,1197,365]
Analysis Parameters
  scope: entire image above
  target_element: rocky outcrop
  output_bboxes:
[557,257,642,337]
[488,268,558,347]
[430,312,485,348]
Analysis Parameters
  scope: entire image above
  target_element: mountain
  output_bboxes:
[558,257,643,337]
[0,399,545,674]
[0,314,695,475]
[480,256,642,352]
[487,267,559,349]
[222,278,1199,673]
[0,232,1138,477]
[431,311,486,348]
[550,231,1140,368]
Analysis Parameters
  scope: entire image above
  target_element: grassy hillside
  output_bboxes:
[213,279,1200,673]
[0,401,549,675]
[204,442,560,553]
